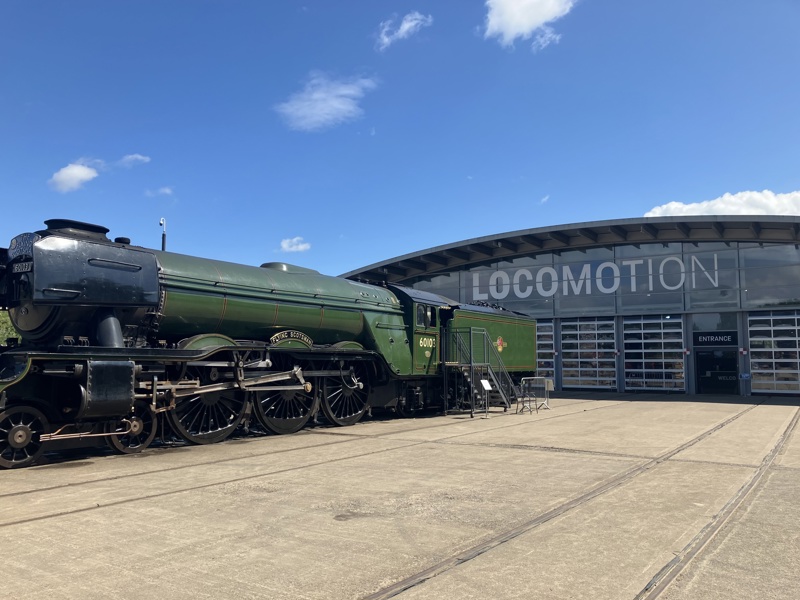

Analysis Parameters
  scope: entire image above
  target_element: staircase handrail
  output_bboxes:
[444,327,517,408]
[482,332,516,406]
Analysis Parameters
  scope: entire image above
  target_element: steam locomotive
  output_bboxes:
[0,219,536,468]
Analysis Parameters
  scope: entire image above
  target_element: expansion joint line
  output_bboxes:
[361,402,762,600]
[634,404,800,600]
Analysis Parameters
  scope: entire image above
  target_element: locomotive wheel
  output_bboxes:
[105,401,157,454]
[166,387,247,444]
[321,362,369,426]
[0,406,49,469]
[251,388,314,435]
[395,395,417,419]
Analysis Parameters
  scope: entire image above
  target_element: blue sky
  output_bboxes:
[2,1,799,275]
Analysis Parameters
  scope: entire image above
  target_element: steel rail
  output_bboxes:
[361,402,765,600]
[634,404,800,600]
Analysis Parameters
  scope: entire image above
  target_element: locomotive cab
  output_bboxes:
[386,286,454,377]
[413,301,440,375]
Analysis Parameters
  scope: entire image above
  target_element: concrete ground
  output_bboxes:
[2,393,798,600]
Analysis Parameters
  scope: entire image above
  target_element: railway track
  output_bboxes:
[634,404,800,600]
[0,397,627,502]
[362,399,799,600]
[4,396,796,600]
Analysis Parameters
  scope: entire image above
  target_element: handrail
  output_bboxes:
[444,327,517,410]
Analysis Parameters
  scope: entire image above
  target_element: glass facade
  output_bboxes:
[412,241,775,316]
[536,320,555,379]
[406,240,800,395]
[561,317,616,390]
[748,310,800,393]
[623,315,685,391]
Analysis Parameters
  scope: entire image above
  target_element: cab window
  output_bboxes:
[416,304,437,328]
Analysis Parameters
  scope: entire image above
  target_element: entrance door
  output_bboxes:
[696,349,738,394]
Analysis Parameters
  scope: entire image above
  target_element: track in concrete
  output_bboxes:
[5,396,795,600]
[0,397,627,503]
[0,399,629,528]
[363,399,798,600]
[634,404,800,599]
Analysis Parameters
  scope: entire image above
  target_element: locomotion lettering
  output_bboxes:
[472,254,720,301]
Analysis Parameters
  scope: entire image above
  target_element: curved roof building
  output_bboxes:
[344,216,800,396]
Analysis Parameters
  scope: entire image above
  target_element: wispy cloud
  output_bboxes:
[118,153,151,167]
[531,26,561,52]
[47,153,151,193]
[145,186,174,197]
[280,236,311,252]
[275,73,378,132]
[540,194,550,205]
[644,190,800,217]
[48,161,99,193]
[376,11,434,52]
[484,0,574,51]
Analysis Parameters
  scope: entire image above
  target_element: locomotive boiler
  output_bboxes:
[0,219,536,468]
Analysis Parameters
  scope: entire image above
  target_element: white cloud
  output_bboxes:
[118,153,151,167]
[644,190,800,217]
[540,194,550,204]
[48,162,99,193]
[145,186,174,197]
[280,237,311,252]
[47,154,152,193]
[484,0,574,50]
[275,73,378,132]
[376,11,434,52]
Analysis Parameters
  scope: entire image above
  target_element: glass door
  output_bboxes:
[695,349,739,394]
[561,317,616,390]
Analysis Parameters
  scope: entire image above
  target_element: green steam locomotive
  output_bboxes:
[0,219,536,468]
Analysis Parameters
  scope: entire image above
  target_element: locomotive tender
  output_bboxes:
[0,219,536,468]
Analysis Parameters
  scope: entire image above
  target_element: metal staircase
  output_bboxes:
[442,327,518,417]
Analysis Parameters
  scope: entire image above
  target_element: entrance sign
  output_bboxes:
[693,331,738,347]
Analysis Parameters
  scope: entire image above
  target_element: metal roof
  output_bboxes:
[343,215,800,284]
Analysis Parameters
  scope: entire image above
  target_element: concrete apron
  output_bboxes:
[2,394,798,600]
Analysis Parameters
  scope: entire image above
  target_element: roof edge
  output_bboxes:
[342,215,800,282]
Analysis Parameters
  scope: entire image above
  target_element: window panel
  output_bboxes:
[560,317,616,390]
[623,315,685,391]
[535,320,555,379]
[748,311,800,394]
